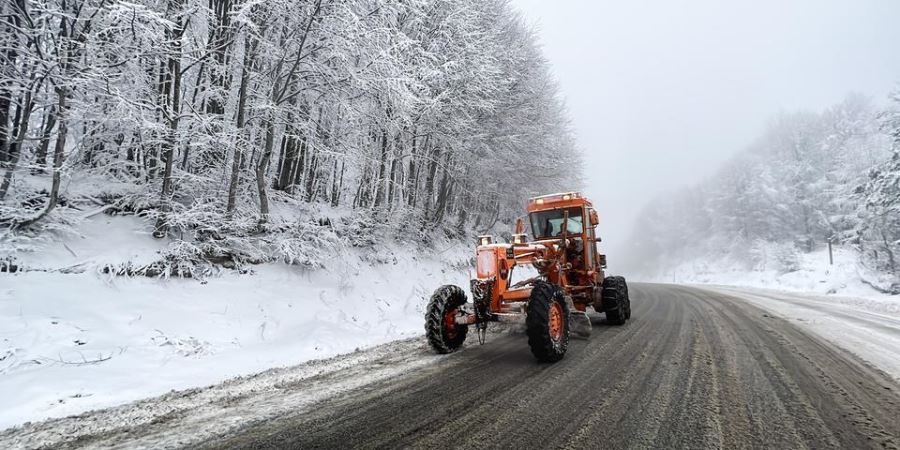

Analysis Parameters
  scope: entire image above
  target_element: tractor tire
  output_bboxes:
[425,285,469,354]
[602,276,628,326]
[526,281,570,362]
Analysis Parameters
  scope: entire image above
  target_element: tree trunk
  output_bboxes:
[0,97,22,165]
[387,153,399,211]
[276,111,304,193]
[148,59,168,179]
[353,158,370,208]
[0,91,10,163]
[406,132,419,207]
[33,104,57,173]
[432,152,453,224]
[304,106,325,201]
[256,118,276,226]
[457,205,468,231]
[0,89,10,163]
[193,0,234,172]
[274,127,289,189]
[304,147,319,202]
[225,32,254,217]
[423,146,442,216]
[0,6,19,162]
[330,158,342,207]
[18,88,67,228]
[204,0,233,116]
[153,5,184,238]
[0,90,34,201]
[373,128,389,207]
[292,135,307,188]
[881,229,897,274]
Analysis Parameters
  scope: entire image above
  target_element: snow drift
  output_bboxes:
[0,214,470,429]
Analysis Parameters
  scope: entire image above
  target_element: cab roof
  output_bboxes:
[526,192,593,213]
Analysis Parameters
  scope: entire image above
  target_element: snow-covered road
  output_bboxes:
[700,285,900,382]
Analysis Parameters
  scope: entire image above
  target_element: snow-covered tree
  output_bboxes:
[855,91,900,291]
[0,0,582,269]
[622,93,897,283]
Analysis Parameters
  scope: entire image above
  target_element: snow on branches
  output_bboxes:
[0,0,581,271]
[625,93,900,290]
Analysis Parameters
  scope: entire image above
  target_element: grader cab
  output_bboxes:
[425,192,631,362]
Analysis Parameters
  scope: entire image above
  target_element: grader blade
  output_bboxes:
[569,310,592,339]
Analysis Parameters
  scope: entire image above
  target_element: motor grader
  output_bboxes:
[425,192,631,362]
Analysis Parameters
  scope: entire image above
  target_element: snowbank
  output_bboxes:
[0,215,471,429]
[652,245,898,304]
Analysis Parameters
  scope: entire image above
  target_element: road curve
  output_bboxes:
[204,283,900,450]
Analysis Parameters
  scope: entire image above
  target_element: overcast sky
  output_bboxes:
[509,0,900,262]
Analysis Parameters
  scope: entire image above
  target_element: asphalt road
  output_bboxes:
[202,283,900,450]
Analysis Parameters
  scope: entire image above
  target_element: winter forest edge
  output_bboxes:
[625,93,900,293]
[0,0,899,293]
[0,0,580,275]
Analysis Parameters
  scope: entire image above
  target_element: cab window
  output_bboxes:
[529,207,584,239]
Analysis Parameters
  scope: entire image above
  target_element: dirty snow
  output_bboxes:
[701,285,900,381]
[0,338,442,449]
[644,245,900,379]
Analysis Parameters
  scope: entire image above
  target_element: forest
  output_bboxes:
[625,93,900,292]
[0,0,580,271]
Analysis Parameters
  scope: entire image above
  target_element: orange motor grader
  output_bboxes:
[425,192,631,362]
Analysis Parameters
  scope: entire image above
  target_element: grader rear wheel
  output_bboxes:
[623,281,632,320]
[602,276,628,325]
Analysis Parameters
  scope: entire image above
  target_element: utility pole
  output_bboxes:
[827,235,834,266]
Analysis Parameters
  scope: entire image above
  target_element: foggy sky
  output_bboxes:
[509,0,900,265]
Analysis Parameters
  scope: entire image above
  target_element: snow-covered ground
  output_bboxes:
[643,245,900,379]
[0,215,470,429]
[701,285,900,381]
[0,338,442,450]
[658,246,896,302]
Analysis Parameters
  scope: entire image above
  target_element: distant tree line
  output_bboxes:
[625,93,900,291]
[0,0,580,246]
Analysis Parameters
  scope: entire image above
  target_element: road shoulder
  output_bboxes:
[697,285,900,382]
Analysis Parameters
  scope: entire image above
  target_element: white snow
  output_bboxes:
[645,245,900,379]
[0,338,443,449]
[0,215,470,429]
[658,245,897,303]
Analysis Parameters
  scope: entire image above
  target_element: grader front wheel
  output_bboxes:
[526,281,570,362]
[425,285,469,353]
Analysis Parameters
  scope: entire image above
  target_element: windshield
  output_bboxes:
[529,207,584,239]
